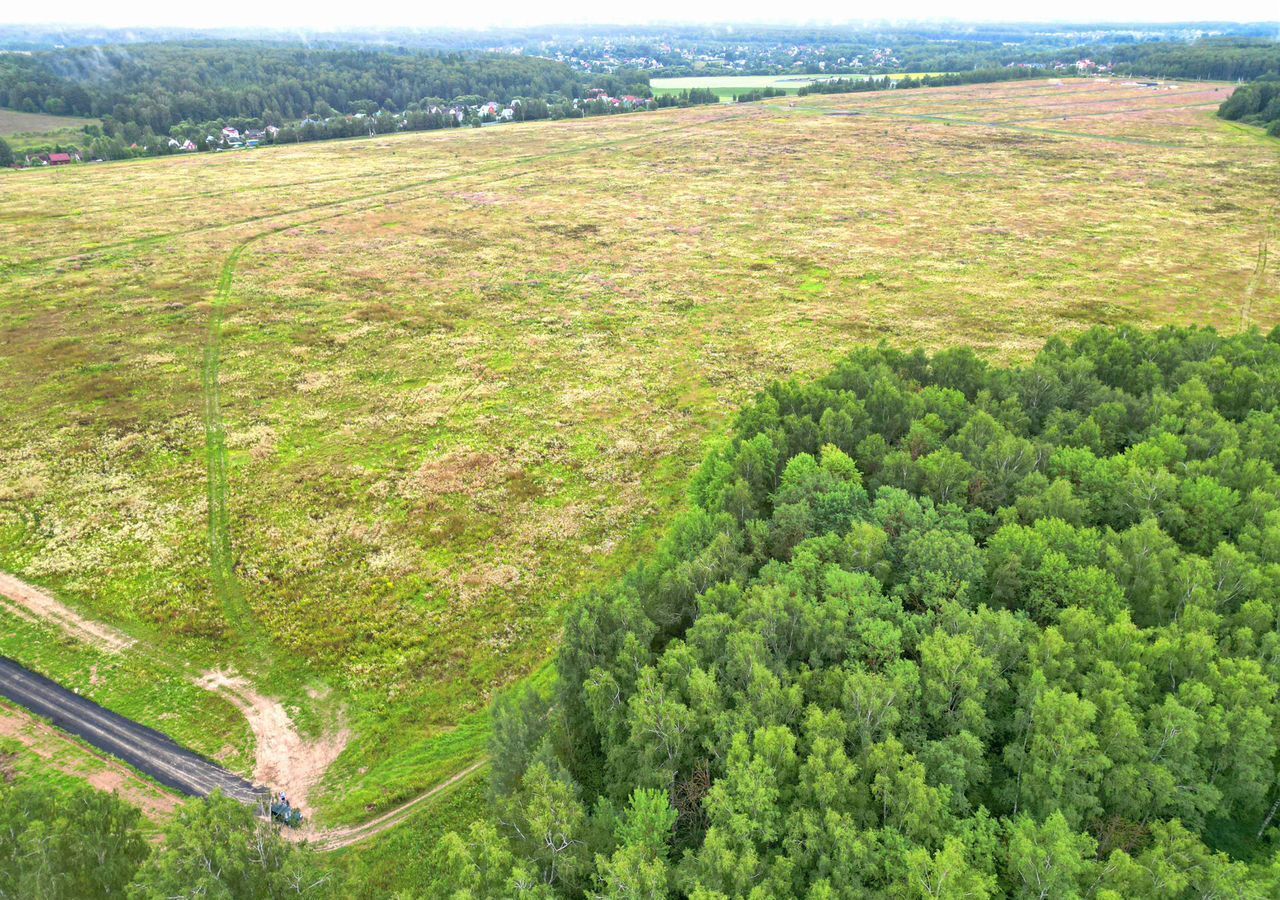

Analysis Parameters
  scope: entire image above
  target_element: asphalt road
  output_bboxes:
[0,656,263,803]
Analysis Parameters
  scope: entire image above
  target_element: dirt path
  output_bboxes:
[197,106,746,645]
[1,565,483,850]
[0,110,737,844]
[302,757,487,851]
[0,699,180,822]
[196,670,348,814]
[0,572,134,654]
[204,243,257,636]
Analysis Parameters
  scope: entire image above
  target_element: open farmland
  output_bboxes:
[649,72,931,100]
[650,73,832,98]
[0,77,1277,827]
[0,107,95,151]
[0,107,92,137]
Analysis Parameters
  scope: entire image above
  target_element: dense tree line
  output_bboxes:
[1218,76,1280,137]
[440,326,1280,897]
[0,42,590,132]
[654,88,721,107]
[798,67,1045,97]
[0,780,337,898]
[734,88,788,103]
[1098,39,1280,83]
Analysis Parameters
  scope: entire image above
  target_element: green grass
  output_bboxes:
[0,107,96,152]
[323,770,488,896]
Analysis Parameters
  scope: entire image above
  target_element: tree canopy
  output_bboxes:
[1219,76,1280,137]
[0,43,588,133]
[442,325,1280,898]
[0,778,339,899]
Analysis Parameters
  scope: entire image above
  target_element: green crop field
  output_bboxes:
[0,78,1277,838]
[0,107,95,151]
[649,74,830,98]
[649,72,936,100]
[0,107,92,136]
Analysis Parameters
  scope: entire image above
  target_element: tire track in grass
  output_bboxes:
[2,108,746,281]
[6,106,736,840]
[784,95,1190,149]
[1240,208,1274,330]
[303,757,488,851]
[811,106,1189,149]
[205,241,256,643]
[201,106,744,640]
[189,105,744,824]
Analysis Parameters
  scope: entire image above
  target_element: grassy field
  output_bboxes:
[0,79,1277,831]
[0,107,95,151]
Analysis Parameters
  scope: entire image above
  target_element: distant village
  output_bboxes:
[533,40,906,75]
[17,89,660,166]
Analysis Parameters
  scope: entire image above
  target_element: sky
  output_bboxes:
[3,2,1278,32]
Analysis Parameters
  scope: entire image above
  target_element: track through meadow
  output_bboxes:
[1,108,745,280]
[1241,207,1274,330]
[197,105,745,642]
[2,106,743,847]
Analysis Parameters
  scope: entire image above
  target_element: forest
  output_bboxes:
[0,43,591,132]
[1218,76,1280,136]
[0,782,340,898]
[436,327,1280,898]
[1079,38,1280,82]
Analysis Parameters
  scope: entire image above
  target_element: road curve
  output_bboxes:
[0,656,263,803]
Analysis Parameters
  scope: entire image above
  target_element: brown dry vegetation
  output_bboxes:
[0,79,1277,823]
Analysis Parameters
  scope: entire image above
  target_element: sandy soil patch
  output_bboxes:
[197,670,348,815]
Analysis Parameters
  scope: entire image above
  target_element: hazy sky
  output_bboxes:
[4,2,1278,32]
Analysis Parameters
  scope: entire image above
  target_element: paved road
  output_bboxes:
[0,656,263,803]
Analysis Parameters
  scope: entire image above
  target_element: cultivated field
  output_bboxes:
[649,72,930,100]
[0,78,1276,826]
[650,73,832,98]
[0,108,93,136]
[0,108,95,151]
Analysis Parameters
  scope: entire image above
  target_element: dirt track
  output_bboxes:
[0,570,481,847]
[197,669,349,814]
[0,572,134,653]
[0,656,483,848]
[302,757,487,850]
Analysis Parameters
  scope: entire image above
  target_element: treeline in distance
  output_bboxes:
[798,67,1046,97]
[0,43,587,130]
[1219,75,1280,136]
